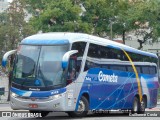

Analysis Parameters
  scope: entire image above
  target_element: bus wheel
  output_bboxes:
[139,98,147,114]
[68,96,89,117]
[29,111,49,118]
[131,97,140,113]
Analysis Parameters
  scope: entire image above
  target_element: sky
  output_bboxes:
[8,0,13,3]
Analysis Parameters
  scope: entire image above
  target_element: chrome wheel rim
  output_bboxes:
[141,101,145,111]
[134,100,138,112]
[77,100,85,113]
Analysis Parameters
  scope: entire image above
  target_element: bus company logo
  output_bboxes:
[85,76,91,81]
[98,71,118,83]
[29,88,40,91]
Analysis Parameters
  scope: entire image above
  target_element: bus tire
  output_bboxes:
[131,97,140,113]
[139,97,147,114]
[29,111,49,118]
[67,96,89,117]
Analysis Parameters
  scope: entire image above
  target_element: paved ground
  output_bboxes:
[0,103,160,111]
[0,103,160,120]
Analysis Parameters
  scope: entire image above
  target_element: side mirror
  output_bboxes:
[2,50,16,68]
[62,50,78,70]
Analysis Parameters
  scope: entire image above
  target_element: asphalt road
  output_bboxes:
[0,104,160,120]
[0,112,160,120]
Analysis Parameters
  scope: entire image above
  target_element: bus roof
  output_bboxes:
[21,32,158,58]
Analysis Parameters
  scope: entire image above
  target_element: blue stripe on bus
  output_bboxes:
[21,39,69,45]
[11,87,66,97]
[77,68,158,110]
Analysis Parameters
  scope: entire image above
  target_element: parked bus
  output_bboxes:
[2,32,159,117]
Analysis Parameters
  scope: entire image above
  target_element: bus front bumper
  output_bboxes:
[10,93,67,111]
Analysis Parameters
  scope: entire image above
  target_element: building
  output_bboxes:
[114,29,160,56]
[0,0,9,13]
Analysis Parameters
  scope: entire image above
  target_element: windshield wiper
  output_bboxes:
[37,63,48,87]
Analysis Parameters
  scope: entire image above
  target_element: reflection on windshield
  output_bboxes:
[15,46,40,79]
[16,55,36,78]
[13,45,69,88]
[37,46,68,87]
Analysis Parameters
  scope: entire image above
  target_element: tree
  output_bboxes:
[114,0,160,49]
[24,0,160,48]
[0,0,36,58]
[24,0,92,33]
[0,12,10,58]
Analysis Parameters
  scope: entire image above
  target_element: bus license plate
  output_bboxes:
[28,104,38,108]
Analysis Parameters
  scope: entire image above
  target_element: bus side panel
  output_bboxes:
[141,74,159,108]
[80,68,139,110]
[78,68,159,111]
[149,89,158,108]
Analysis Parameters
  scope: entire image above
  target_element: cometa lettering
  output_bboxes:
[98,71,118,83]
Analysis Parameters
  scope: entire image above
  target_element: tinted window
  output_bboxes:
[110,65,126,71]
[149,66,157,74]
[142,66,150,74]
[87,43,101,58]
[84,43,102,71]
[127,66,141,73]
[71,42,86,72]
[101,64,109,69]
[122,51,158,64]
[141,66,157,75]
[84,61,100,71]
[127,66,134,73]
[72,42,86,57]
[135,66,141,73]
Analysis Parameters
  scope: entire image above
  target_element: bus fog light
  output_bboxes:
[53,103,60,108]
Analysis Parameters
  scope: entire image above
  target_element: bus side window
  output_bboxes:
[135,66,141,73]
[149,66,156,74]
[101,64,110,69]
[127,66,134,73]
[142,66,150,74]
[127,66,141,73]
[110,65,126,71]
[71,42,87,73]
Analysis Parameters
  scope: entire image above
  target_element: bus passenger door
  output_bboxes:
[65,55,78,110]
[67,56,77,85]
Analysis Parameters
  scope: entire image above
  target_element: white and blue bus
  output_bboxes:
[2,32,159,117]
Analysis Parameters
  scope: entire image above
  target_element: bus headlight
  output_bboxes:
[11,92,19,98]
[49,94,64,100]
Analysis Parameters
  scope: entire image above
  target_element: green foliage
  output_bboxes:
[0,0,36,59]
[25,0,160,42]
[1,0,160,53]
[26,0,84,32]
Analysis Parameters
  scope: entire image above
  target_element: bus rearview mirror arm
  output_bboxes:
[62,50,78,70]
[2,50,17,68]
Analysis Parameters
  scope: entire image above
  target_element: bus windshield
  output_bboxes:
[13,45,69,90]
